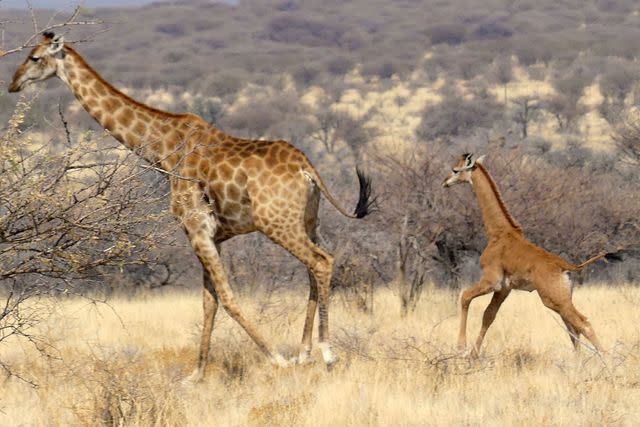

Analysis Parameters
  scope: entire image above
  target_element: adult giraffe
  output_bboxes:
[9,32,375,381]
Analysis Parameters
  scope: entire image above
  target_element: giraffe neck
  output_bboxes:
[56,45,198,168]
[470,164,523,237]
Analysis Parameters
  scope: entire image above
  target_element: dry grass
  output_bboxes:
[1,284,639,426]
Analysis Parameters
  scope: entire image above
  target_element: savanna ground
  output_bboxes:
[1,283,639,426]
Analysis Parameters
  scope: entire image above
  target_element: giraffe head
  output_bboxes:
[8,32,66,93]
[442,153,486,187]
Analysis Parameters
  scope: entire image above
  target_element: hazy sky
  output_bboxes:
[1,0,156,8]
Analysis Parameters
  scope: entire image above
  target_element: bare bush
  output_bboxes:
[68,351,186,426]
[374,147,481,288]
[545,67,592,132]
[416,86,502,141]
[262,14,349,48]
[613,118,640,168]
[512,96,540,139]
[492,55,514,104]
[0,99,176,381]
[155,22,187,37]
[599,59,638,105]
[427,24,467,45]
[396,215,428,316]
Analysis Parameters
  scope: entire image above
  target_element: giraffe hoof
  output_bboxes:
[456,346,471,357]
[290,352,315,366]
[184,368,205,384]
[319,342,339,367]
[270,353,291,368]
[325,354,340,370]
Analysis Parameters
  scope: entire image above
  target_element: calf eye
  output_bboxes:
[29,56,41,63]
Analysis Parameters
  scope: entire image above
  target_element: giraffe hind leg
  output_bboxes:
[538,284,603,353]
[562,317,580,350]
[263,221,337,367]
[559,306,603,353]
[297,184,321,365]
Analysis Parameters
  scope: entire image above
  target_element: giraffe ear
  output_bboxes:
[463,153,474,168]
[47,34,65,55]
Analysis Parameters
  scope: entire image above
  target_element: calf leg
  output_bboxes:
[538,286,603,353]
[562,318,580,350]
[559,306,603,352]
[472,288,511,356]
[458,270,503,350]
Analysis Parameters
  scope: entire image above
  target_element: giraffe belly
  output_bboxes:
[508,275,536,292]
[215,213,256,239]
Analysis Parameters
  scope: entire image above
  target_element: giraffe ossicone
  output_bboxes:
[9,32,375,380]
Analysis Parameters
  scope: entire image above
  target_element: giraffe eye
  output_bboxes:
[29,56,41,63]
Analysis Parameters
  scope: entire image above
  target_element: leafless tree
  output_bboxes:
[0,5,102,59]
[396,215,430,316]
[512,96,540,139]
[311,97,341,154]
[492,55,513,105]
[545,67,591,132]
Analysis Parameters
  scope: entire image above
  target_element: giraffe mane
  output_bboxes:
[64,44,202,122]
[475,162,523,234]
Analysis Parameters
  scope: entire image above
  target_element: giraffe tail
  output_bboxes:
[562,251,623,272]
[306,167,377,219]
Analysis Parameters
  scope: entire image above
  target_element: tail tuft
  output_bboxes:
[354,168,378,218]
[604,251,624,262]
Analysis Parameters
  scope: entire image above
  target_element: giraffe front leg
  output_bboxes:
[458,271,502,352]
[294,270,317,365]
[186,268,219,383]
[472,288,510,357]
[183,209,288,370]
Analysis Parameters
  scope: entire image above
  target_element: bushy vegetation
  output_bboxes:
[0,0,637,294]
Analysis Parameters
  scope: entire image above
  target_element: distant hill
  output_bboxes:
[1,0,638,152]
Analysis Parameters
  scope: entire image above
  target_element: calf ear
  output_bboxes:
[475,154,487,165]
[463,153,474,168]
[47,34,65,55]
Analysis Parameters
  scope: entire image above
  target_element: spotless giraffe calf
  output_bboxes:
[443,153,619,356]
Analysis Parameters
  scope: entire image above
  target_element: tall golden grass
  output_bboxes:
[1,283,639,426]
